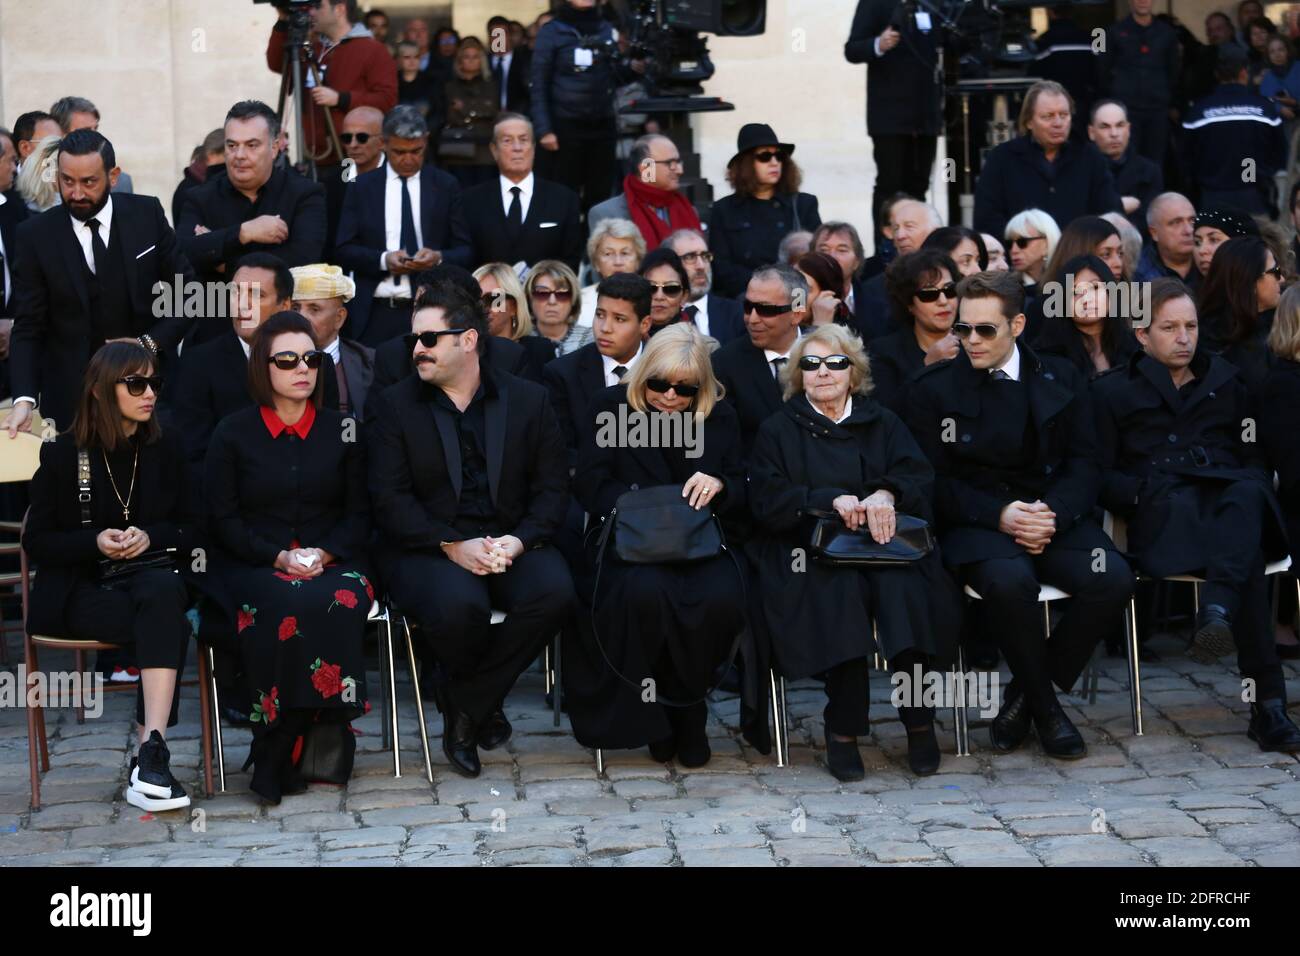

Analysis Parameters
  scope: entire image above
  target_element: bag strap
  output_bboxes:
[588,511,748,708]
[77,448,92,528]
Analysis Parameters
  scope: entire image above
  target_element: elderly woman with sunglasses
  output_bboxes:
[570,324,747,767]
[524,259,592,356]
[748,324,959,782]
[203,312,372,804]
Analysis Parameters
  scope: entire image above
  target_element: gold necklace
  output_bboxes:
[102,446,139,523]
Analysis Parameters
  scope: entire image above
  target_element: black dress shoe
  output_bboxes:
[1190,604,1235,663]
[905,723,941,776]
[648,737,676,762]
[989,685,1032,753]
[824,733,864,782]
[1034,700,1086,759]
[669,703,711,768]
[442,710,482,778]
[477,708,512,750]
[1247,699,1300,753]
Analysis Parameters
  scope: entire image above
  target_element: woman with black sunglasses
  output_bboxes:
[637,247,692,336]
[203,312,372,804]
[748,324,959,782]
[1198,236,1284,393]
[524,259,591,355]
[871,250,961,412]
[24,342,197,813]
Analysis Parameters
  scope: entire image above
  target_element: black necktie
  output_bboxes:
[0,250,6,311]
[493,56,507,107]
[771,356,787,379]
[991,368,1011,381]
[505,185,523,239]
[612,365,628,382]
[684,304,699,326]
[399,176,418,256]
[87,217,109,277]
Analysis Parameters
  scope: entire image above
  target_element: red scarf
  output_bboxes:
[621,173,701,248]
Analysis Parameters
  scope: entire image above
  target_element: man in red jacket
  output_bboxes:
[267,0,397,171]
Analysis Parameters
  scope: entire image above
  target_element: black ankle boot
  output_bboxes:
[900,707,940,776]
[1248,699,1300,753]
[669,702,711,768]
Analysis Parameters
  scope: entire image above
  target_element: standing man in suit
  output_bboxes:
[3,130,195,436]
[177,101,326,301]
[290,262,374,422]
[335,105,473,346]
[903,270,1134,759]
[367,282,574,777]
[663,228,745,344]
[461,113,582,272]
[0,127,28,397]
[711,264,806,458]
[488,15,532,116]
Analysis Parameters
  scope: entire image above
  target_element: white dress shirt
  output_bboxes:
[601,343,643,386]
[375,165,423,300]
[323,337,341,364]
[989,343,1022,380]
[763,332,801,379]
[500,172,534,222]
[238,336,252,359]
[684,295,710,337]
[835,396,853,423]
[71,195,113,273]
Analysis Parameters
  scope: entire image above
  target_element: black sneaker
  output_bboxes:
[126,731,190,812]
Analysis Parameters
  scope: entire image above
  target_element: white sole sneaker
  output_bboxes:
[125,783,191,813]
[130,765,174,799]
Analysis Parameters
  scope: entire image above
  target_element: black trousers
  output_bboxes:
[63,569,191,726]
[538,118,617,216]
[388,546,575,722]
[1128,107,1170,168]
[963,544,1134,717]
[824,648,929,738]
[871,133,937,241]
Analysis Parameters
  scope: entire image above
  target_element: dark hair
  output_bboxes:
[365,7,387,21]
[1044,215,1122,282]
[1209,10,1235,29]
[1035,253,1136,373]
[1150,276,1195,319]
[247,312,326,409]
[327,0,360,22]
[233,252,295,304]
[413,281,489,356]
[412,263,482,303]
[1290,179,1300,213]
[726,146,803,198]
[1216,46,1249,81]
[488,15,510,30]
[923,226,989,271]
[638,247,690,290]
[1247,15,1277,39]
[435,27,460,45]
[596,272,654,320]
[48,96,98,133]
[1088,97,1129,124]
[811,221,866,275]
[13,110,54,145]
[955,269,1025,321]
[796,251,849,299]
[225,100,281,142]
[1198,236,1271,346]
[57,128,116,174]
[0,127,12,154]
[885,250,960,325]
[72,343,161,451]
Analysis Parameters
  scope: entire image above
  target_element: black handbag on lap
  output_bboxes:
[77,449,179,583]
[801,508,934,566]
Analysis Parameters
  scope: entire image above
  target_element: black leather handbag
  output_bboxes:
[296,720,357,785]
[801,508,935,566]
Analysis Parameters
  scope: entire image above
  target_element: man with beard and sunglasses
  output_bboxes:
[903,269,1135,760]
[3,129,196,438]
[366,282,573,777]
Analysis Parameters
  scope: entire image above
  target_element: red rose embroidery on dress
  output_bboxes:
[278,616,299,641]
[237,605,256,633]
[253,686,279,724]
[334,588,358,609]
[311,660,344,698]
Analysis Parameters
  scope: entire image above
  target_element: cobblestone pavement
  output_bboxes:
[1,629,1298,867]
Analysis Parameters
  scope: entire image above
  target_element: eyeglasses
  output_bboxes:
[753,150,786,163]
[1263,265,1285,280]
[744,299,793,317]
[651,158,684,169]
[269,350,326,371]
[1009,236,1044,249]
[405,329,467,350]
[797,354,851,372]
[339,132,372,145]
[678,251,714,264]
[118,375,163,396]
[645,379,700,397]
[915,282,957,303]
[531,286,573,303]
[648,282,685,297]
[952,322,1003,340]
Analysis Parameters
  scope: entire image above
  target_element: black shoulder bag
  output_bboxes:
[589,485,747,707]
[78,448,178,583]
[800,508,935,566]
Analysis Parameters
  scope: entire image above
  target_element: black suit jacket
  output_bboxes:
[461,175,582,272]
[366,366,570,553]
[171,330,254,478]
[850,273,896,342]
[0,190,28,314]
[491,47,532,115]
[321,339,376,424]
[334,164,474,344]
[9,195,195,427]
[543,341,606,458]
[366,334,533,422]
[711,333,786,458]
[701,293,745,344]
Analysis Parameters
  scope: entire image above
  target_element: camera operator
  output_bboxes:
[266,0,397,171]
[845,0,942,244]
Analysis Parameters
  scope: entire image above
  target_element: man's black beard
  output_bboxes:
[66,189,110,222]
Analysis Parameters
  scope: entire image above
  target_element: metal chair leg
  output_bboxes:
[383,605,401,778]
[26,644,42,811]
[74,649,86,724]
[552,631,562,728]
[402,616,434,784]
[1126,596,1144,736]
[197,647,215,799]
[769,668,787,767]
[953,645,970,757]
[1192,581,1200,616]
[207,644,226,792]
[595,747,605,776]
[1042,601,1052,639]
[543,643,553,695]
[378,612,391,751]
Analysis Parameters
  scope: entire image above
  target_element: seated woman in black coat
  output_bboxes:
[1199,236,1282,393]
[749,324,960,782]
[869,249,960,413]
[1032,254,1139,380]
[571,324,747,767]
[24,342,196,813]
[204,312,372,804]
[708,123,821,298]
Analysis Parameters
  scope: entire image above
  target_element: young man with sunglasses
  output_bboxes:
[367,282,573,778]
[904,269,1135,760]
[1092,278,1300,751]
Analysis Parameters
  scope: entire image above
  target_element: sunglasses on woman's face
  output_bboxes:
[952,322,1002,340]
[269,350,326,371]
[339,132,372,145]
[645,378,700,397]
[1009,236,1043,249]
[118,375,163,397]
[797,354,851,372]
[753,150,785,163]
[915,282,957,303]
[648,282,685,297]
[1263,265,1285,281]
[404,329,467,350]
[531,286,573,303]
[744,299,793,318]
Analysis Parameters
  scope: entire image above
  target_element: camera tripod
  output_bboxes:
[274,9,345,179]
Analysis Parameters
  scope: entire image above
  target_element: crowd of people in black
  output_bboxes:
[3,0,1300,816]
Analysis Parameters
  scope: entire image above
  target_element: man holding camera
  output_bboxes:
[266,0,397,172]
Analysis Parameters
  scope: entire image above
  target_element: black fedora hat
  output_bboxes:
[729,123,795,166]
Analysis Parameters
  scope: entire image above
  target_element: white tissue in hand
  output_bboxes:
[295,553,319,568]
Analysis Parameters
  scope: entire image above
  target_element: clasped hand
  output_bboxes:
[97,527,152,561]
[833,489,896,544]
[999,500,1056,555]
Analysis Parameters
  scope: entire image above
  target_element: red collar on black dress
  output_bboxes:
[260,403,317,439]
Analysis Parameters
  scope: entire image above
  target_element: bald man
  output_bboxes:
[1134,192,1198,290]
[853,200,943,340]
[322,107,386,262]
